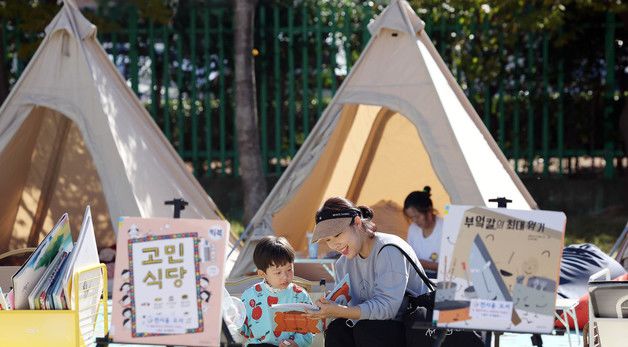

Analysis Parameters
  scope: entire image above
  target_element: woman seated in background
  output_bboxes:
[404,186,443,278]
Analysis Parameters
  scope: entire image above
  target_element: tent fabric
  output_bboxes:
[0,1,238,271]
[229,0,537,278]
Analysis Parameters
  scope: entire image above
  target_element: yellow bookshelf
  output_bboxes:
[0,263,108,347]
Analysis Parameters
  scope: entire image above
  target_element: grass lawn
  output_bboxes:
[563,206,628,253]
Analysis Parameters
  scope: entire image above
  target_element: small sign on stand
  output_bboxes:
[434,204,566,334]
[110,199,230,346]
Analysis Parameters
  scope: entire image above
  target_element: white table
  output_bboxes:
[294,258,337,281]
[554,298,580,347]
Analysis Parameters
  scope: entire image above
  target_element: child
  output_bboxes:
[240,236,313,347]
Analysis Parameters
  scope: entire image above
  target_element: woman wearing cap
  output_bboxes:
[403,186,443,278]
[305,197,428,347]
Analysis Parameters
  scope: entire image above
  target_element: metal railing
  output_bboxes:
[1,1,625,178]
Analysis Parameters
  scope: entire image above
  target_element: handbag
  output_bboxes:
[378,244,485,347]
[378,244,444,346]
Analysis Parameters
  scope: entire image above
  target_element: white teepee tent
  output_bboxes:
[0,1,238,270]
[229,0,536,278]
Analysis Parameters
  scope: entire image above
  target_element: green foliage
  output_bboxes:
[0,0,625,177]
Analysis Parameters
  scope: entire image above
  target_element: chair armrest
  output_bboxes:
[589,268,611,282]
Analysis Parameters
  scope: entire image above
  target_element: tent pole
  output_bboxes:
[27,114,71,246]
[228,222,253,259]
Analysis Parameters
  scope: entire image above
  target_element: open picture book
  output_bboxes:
[269,273,352,334]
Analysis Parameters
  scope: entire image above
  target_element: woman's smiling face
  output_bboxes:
[321,220,363,259]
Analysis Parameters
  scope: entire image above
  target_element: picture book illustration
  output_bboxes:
[270,303,322,334]
[12,213,73,309]
[269,273,351,335]
[434,205,565,334]
[111,217,229,347]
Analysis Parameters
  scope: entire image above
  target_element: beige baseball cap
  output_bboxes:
[311,209,361,243]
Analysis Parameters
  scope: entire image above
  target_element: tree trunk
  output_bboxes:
[234,0,266,224]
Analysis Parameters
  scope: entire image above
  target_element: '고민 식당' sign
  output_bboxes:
[111,217,229,346]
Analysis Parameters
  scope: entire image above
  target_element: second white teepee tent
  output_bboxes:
[229,0,536,278]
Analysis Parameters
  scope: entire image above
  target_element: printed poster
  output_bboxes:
[111,217,229,346]
[434,205,565,334]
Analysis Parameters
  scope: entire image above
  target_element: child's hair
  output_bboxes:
[403,186,434,213]
[253,236,296,272]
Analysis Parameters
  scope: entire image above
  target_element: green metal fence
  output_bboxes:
[2,1,626,178]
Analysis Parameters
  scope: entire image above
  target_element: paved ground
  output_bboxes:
[94,300,583,347]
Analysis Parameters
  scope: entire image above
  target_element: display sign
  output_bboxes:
[434,205,565,334]
[111,217,229,346]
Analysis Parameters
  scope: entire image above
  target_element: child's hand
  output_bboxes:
[304,297,337,320]
[280,339,298,347]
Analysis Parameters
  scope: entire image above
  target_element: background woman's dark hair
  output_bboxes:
[403,186,434,212]
[318,197,377,235]
[253,235,295,271]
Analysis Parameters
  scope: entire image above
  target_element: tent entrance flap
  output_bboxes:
[0,107,114,254]
[345,107,450,239]
[270,103,451,254]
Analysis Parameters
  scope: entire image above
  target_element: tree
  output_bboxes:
[234,0,267,224]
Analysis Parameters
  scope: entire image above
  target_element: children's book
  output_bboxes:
[6,289,14,310]
[0,287,8,310]
[434,205,566,334]
[268,273,352,334]
[28,250,69,309]
[56,206,100,310]
[12,213,73,309]
[326,274,352,306]
[269,303,323,334]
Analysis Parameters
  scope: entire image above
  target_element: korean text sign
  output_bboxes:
[111,217,229,346]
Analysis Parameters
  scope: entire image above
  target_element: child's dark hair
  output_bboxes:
[404,186,434,213]
[253,236,295,272]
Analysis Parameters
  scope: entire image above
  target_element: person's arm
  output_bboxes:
[356,246,409,320]
[311,248,410,321]
[305,296,361,320]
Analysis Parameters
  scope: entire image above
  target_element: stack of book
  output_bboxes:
[0,206,100,310]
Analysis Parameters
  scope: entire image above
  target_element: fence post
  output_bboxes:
[603,11,616,178]
[273,6,281,175]
[129,5,139,95]
[513,48,521,173]
[558,55,565,176]
[302,5,310,137]
[149,20,158,121]
[258,6,268,174]
[162,26,171,141]
[203,8,212,176]
[217,10,227,176]
[288,6,296,157]
[542,33,549,176]
[315,6,323,120]
[526,33,536,174]
[190,11,199,174]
